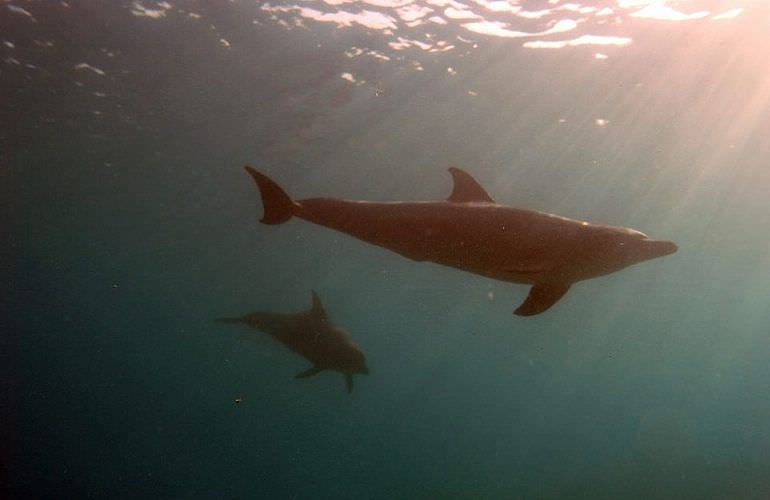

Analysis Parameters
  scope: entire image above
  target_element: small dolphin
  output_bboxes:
[216,291,368,393]
[244,167,677,316]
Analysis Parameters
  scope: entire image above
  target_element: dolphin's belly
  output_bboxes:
[258,315,348,361]
[297,199,582,283]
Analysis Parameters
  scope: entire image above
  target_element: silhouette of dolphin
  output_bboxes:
[216,291,368,393]
[244,167,678,316]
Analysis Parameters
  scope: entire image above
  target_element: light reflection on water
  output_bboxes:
[256,0,745,57]
[0,0,753,89]
[3,0,763,181]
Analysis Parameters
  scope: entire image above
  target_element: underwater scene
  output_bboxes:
[4,0,770,498]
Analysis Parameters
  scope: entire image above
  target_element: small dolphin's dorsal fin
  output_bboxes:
[344,374,354,393]
[310,290,328,321]
[514,283,571,316]
[447,167,495,203]
[295,366,324,379]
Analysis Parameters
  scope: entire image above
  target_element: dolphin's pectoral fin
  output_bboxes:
[295,366,324,379]
[514,284,571,316]
[344,374,354,393]
[447,167,495,203]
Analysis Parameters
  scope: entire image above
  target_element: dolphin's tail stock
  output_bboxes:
[244,166,298,225]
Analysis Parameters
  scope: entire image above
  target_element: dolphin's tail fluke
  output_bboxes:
[244,166,298,225]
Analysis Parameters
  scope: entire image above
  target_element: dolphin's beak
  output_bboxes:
[641,239,678,259]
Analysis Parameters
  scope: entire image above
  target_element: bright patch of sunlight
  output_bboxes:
[523,34,632,49]
[713,8,743,20]
[463,18,578,38]
[630,3,709,21]
[130,1,172,18]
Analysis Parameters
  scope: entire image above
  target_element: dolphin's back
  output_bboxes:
[295,198,583,282]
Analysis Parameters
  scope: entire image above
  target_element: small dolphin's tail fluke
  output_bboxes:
[244,166,297,225]
[214,317,244,324]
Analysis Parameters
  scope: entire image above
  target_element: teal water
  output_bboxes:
[4,1,770,498]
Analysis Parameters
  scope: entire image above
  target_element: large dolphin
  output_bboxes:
[216,291,368,393]
[244,167,677,316]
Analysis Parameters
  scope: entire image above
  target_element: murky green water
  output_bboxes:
[4,1,770,498]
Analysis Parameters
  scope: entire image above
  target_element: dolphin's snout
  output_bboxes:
[657,240,678,256]
[642,239,678,259]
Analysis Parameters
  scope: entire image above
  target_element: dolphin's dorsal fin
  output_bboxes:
[344,374,354,393]
[310,290,328,321]
[514,283,571,316]
[447,167,495,203]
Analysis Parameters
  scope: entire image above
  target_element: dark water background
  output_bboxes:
[4,0,770,498]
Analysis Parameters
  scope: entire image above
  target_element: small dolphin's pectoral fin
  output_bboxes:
[310,290,328,321]
[295,366,324,379]
[514,284,571,316]
[447,167,495,203]
[344,374,354,393]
